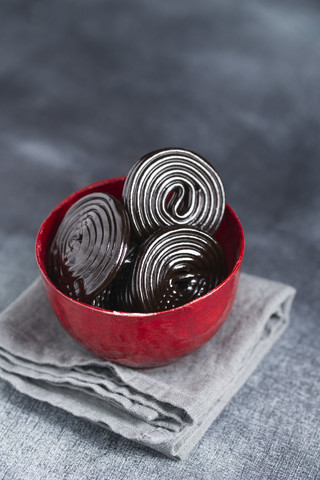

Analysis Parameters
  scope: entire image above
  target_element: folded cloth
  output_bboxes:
[0,273,295,459]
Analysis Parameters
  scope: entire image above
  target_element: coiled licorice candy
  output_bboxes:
[47,192,130,303]
[122,148,225,241]
[121,226,227,313]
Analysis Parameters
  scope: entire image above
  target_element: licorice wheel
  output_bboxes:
[126,226,227,313]
[47,192,130,303]
[122,148,225,240]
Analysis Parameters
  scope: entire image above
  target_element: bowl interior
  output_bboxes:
[36,176,244,313]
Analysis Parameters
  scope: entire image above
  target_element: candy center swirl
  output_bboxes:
[123,149,225,240]
[48,192,130,302]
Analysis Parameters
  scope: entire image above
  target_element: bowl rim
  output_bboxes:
[35,176,245,318]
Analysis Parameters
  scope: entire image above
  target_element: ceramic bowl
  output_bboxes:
[35,177,245,368]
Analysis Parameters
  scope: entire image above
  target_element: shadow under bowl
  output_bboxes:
[35,177,245,368]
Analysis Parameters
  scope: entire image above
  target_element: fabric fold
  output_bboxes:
[0,273,295,459]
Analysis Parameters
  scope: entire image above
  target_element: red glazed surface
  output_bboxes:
[35,177,245,368]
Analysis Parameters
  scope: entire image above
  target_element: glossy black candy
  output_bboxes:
[91,287,112,309]
[125,226,227,313]
[92,243,138,311]
[48,192,130,303]
[122,148,225,240]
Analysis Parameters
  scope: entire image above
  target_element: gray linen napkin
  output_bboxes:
[0,273,295,459]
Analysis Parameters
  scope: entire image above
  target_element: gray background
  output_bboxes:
[0,0,319,478]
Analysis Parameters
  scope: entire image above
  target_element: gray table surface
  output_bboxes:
[1,0,319,478]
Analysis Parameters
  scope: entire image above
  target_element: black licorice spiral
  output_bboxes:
[122,148,225,240]
[48,192,130,303]
[126,226,227,313]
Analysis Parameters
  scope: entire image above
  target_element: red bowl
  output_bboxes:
[35,177,245,368]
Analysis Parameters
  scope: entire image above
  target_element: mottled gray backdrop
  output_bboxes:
[0,0,319,478]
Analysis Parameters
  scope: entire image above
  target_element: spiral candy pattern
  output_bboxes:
[122,148,225,240]
[48,192,130,303]
[128,226,227,313]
